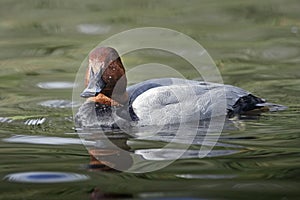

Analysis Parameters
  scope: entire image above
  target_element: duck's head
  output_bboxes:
[80,47,128,104]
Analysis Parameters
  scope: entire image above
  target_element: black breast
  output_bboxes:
[75,101,117,128]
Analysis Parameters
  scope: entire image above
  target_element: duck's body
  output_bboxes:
[127,78,256,125]
[75,47,285,129]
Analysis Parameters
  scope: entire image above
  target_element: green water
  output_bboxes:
[0,0,300,199]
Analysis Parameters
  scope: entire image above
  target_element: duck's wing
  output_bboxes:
[127,78,207,104]
[130,82,233,125]
[128,78,286,125]
[127,77,249,108]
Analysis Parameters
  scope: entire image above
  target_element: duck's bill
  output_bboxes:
[80,75,106,98]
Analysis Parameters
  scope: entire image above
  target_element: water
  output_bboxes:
[4,171,89,183]
[0,0,300,199]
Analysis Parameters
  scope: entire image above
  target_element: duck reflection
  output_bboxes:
[83,119,247,199]
[78,130,133,171]
[90,188,133,199]
[78,116,247,173]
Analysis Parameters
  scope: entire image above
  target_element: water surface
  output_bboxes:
[0,0,299,199]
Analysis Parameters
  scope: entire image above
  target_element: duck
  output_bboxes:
[75,47,286,129]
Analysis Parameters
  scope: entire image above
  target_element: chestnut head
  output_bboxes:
[81,47,127,99]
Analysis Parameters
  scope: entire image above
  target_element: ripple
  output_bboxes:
[38,100,80,108]
[77,24,110,35]
[176,174,236,179]
[2,135,86,145]
[135,149,238,161]
[242,46,300,62]
[4,171,89,183]
[37,81,74,89]
[0,117,13,123]
[232,183,285,190]
[291,26,298,34]
[24,117,46,125]
[261,46,299,61]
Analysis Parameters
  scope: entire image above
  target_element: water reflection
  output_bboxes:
[135,149,238,161]
[0,0,299,198]
[80,131,134,172]
[0,117,13,123]
[90,188,132,199]
[232,182,287,191]
[37,81,75,89]
[4,171,89,183]
[38,100,80,108]
[176,174,236,179]
[2,135,92,145]
[78,118,246,172]
[77,24,111,35]
[24,117,46,125]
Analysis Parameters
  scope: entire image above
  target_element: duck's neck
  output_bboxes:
[89,87,129,106]
[88,93,122,106]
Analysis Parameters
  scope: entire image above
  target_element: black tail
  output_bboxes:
[228,94,287,117]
